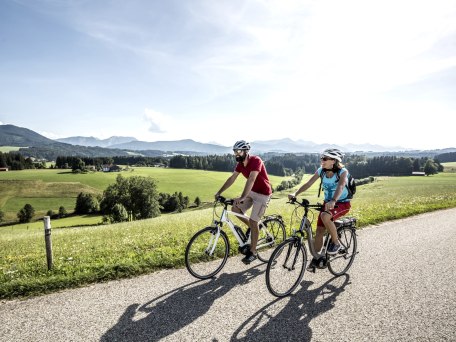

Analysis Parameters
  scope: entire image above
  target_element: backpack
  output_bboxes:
[318,168,356,200]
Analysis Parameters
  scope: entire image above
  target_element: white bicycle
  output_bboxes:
[185,196,286,279]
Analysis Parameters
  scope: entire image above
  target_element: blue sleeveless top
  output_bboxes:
[316,167,350,202]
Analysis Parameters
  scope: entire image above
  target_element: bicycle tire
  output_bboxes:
[257,218,287,263]
[266,238,307,297]
[328,227,357,276]
[185,226,230,279]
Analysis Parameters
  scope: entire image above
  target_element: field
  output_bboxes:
[0,146,21,153]
[1,171,456,299]
[0,168,291,223]
[442,162,456,173]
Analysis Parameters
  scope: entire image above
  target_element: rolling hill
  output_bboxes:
[1,124,456,160]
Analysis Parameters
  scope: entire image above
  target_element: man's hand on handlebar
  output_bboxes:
[234,197,245,207]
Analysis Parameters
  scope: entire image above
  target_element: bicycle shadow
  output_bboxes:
[231,274,350,341]
[100,266,263,342]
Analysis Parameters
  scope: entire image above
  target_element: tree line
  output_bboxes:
[168,153,443,177]
[1,151,444,177]
[435,152,456,163]
[55,156,169,170]
[0,152,46,170]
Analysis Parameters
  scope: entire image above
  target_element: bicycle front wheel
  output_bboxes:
[266,238,307,297]
[257,217,287,263]
[185,226,230,279]
[328,227,357,276]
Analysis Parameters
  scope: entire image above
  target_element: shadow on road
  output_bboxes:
[100,266,263,342]
[231,274,350,341]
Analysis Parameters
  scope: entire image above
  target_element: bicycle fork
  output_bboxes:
[281,238,302,271]
[205,226,221,256]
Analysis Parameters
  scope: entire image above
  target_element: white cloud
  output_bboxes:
[39,131,61,139]
[144,108,171,133]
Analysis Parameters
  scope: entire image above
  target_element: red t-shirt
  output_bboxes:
[235,155,272,196]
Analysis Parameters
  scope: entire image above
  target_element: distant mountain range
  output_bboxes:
[54,135,408,154]
[1,124,456,159]
[55,136,138,148]
[0,124,60,147]
[108,139,232,154]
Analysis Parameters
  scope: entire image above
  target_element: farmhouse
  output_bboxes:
[102,164,121,172]
[412,171,426,176]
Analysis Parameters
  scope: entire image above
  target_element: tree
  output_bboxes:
[424,160,438,175]
[194,196,201,207]
[0,152,7,168]
[72,158,85,172]
[75,193,99,214]
[100,175,160,220]
[0,210,4,223]
[109,203,129,223]
[58,206,67,218]
[17,204,35,223]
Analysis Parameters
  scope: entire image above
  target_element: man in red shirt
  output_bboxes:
[215,140,272,264]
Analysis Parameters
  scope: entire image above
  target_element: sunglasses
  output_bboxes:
[233,149,245,154]
[320,157,333,161]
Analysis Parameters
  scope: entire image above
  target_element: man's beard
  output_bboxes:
[235,155,246,162]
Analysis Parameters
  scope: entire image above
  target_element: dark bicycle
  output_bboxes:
[265,197,358,297]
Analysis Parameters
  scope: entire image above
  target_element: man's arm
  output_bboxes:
[240,171,259,199]
[215,171,240,199]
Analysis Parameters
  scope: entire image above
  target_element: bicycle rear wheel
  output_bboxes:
[328,227,357,276]
[257,217,286,263]
[266,238,307,297]
[185,226,230,279]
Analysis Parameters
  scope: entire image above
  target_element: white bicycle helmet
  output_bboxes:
[233,140,251,150]
[321,148,344,162]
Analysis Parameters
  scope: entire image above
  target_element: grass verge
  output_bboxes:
[1,173,456,299]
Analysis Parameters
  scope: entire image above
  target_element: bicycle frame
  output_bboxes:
[214,201,275,251]
[290,200,328,260]
[297,214,322,260]
[292,200,356,260]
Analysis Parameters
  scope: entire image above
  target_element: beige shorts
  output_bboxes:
[235,191,271,222]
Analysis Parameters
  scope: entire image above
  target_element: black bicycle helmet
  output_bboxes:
[233,140,251,150]
[321,148,344,162]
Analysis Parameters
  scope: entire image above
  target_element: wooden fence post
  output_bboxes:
[43,216,53,270]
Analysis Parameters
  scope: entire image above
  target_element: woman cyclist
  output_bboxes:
[288,148,352,268]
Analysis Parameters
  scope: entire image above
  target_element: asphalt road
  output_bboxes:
[1,208,455,341]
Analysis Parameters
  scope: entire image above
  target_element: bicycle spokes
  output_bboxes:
[327,227,357,277]
[266,239,307,297]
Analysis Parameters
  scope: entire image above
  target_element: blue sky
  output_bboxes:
[1,0,455,150]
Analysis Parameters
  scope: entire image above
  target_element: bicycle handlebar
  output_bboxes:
[287,197,324,210]
[215,195,234,206]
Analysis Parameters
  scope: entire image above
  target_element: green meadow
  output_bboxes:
[0,168,290,222]
[0,146,21,153]
[1,170,456,299]
[442,162,456,173]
